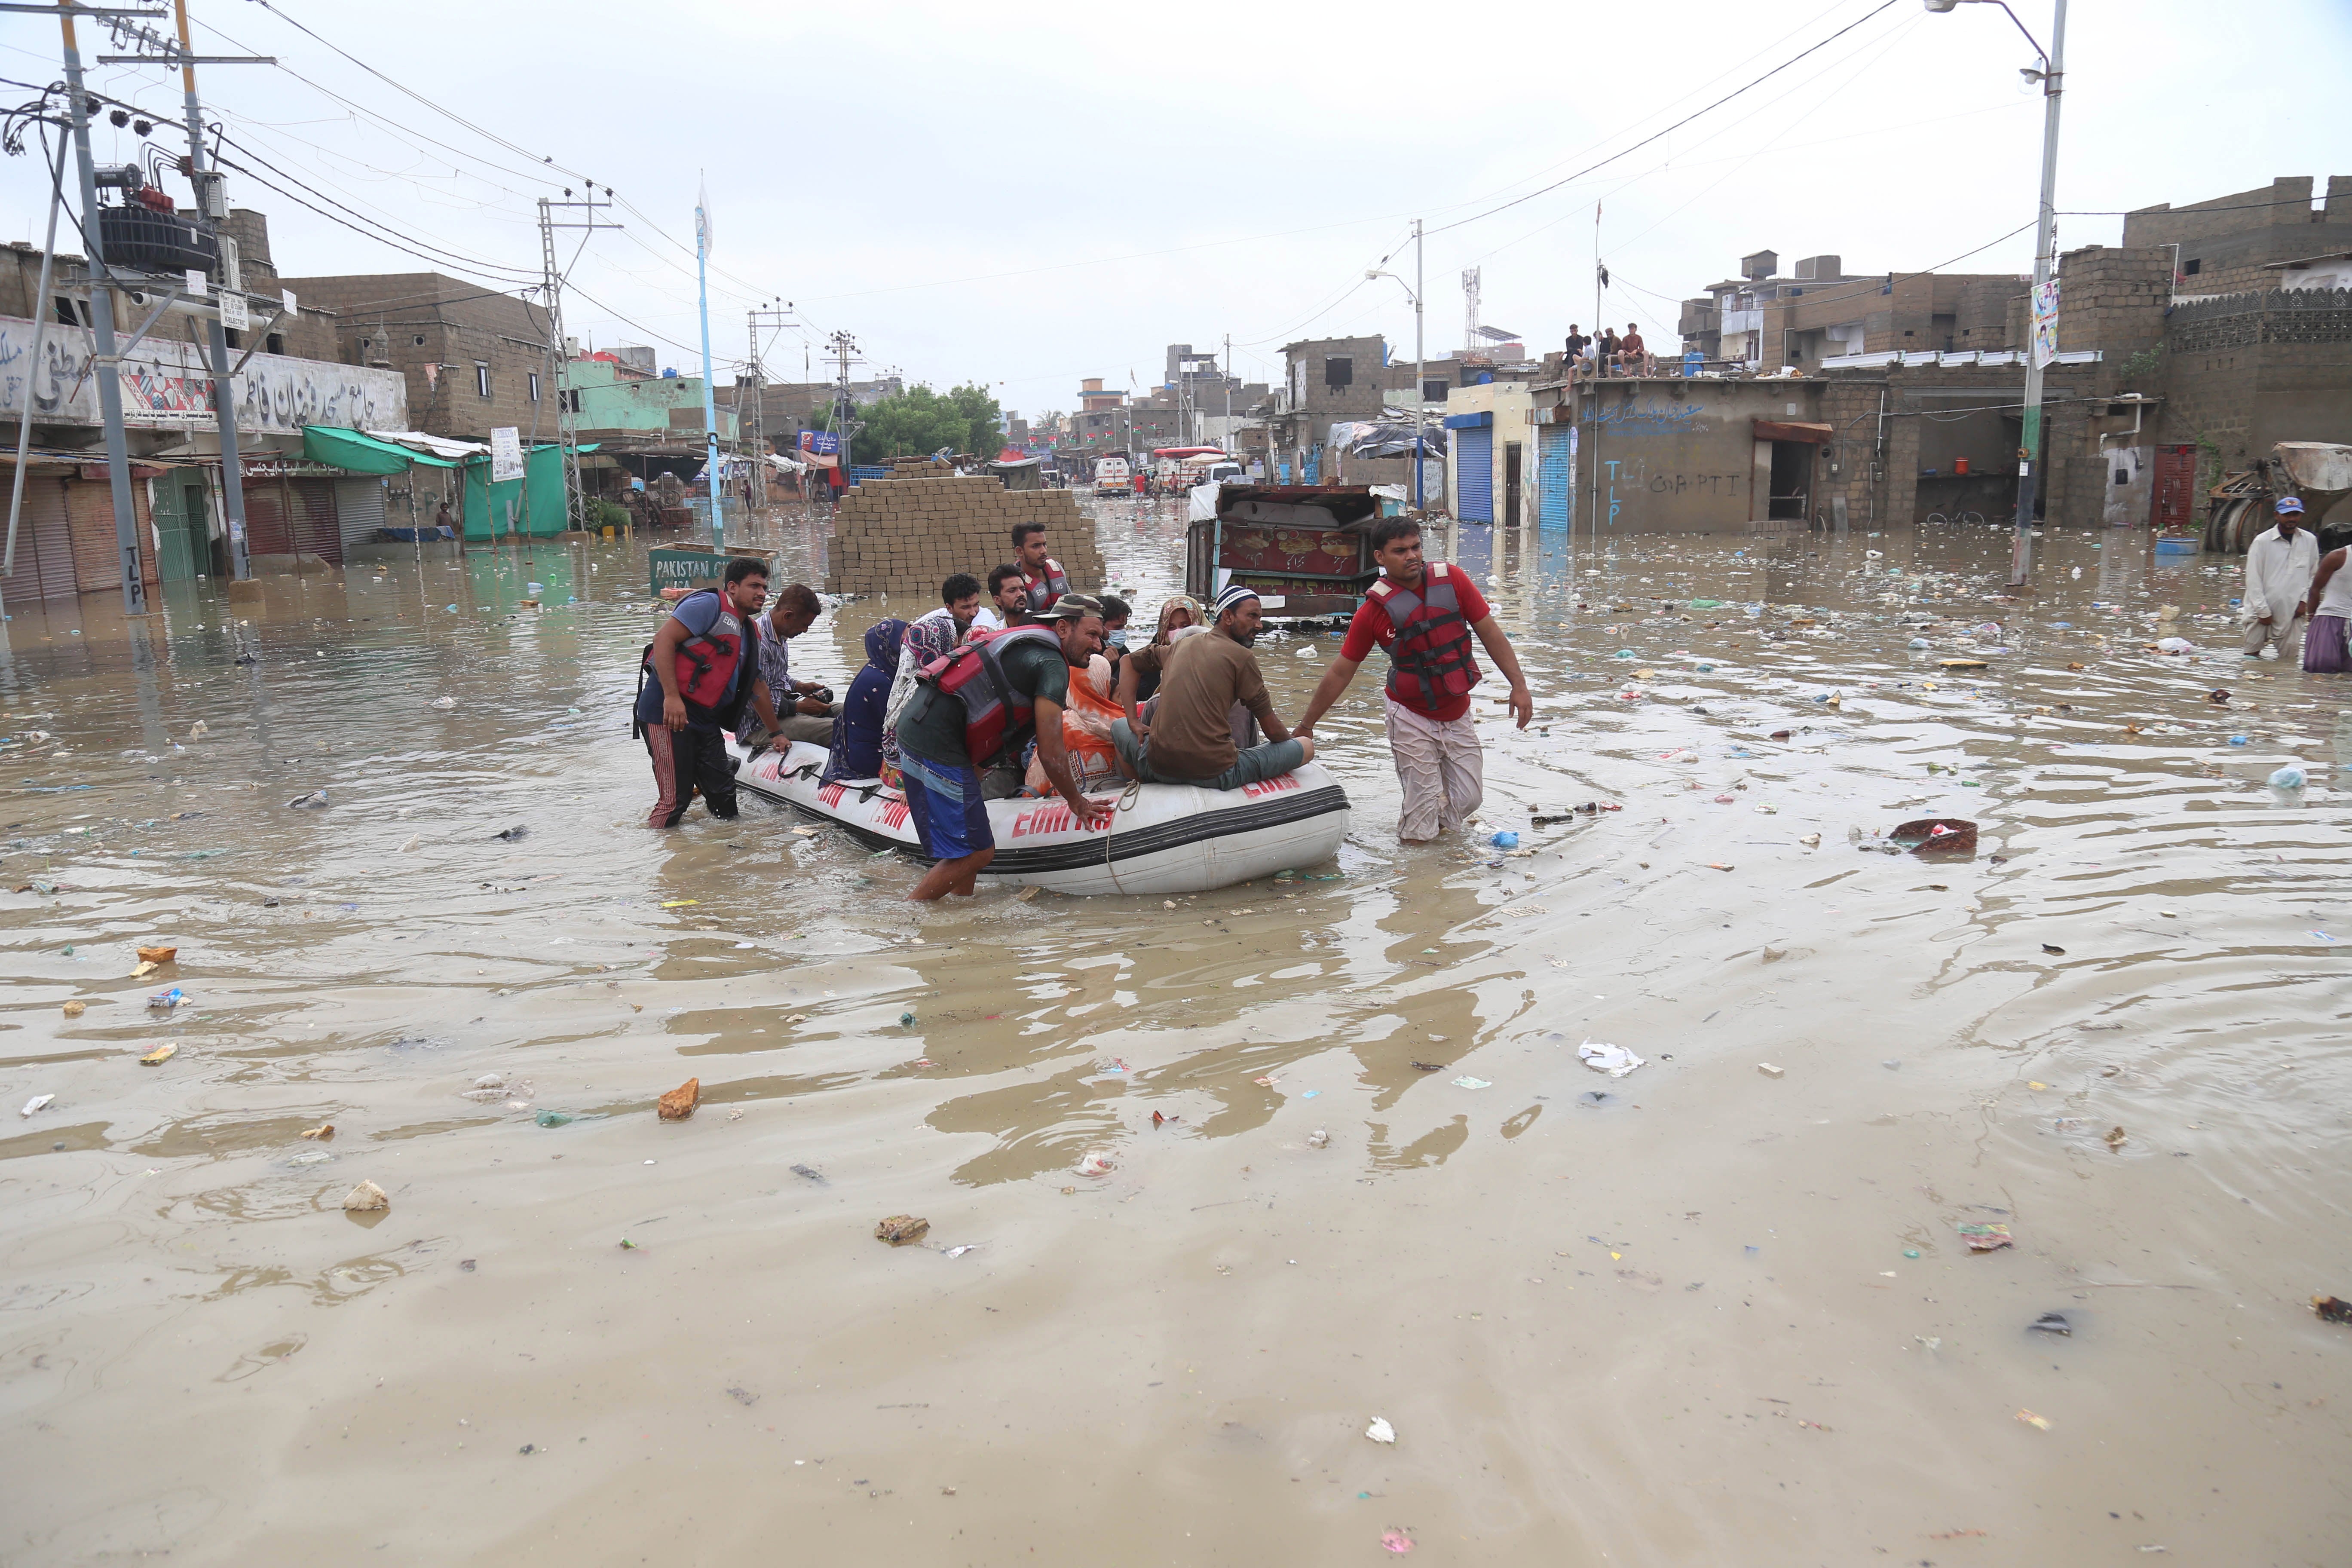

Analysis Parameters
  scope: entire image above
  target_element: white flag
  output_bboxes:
[695,177,714,258]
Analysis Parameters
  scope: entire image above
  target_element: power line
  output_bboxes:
[1424,0,1903,238]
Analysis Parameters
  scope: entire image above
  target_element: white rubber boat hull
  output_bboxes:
[726,739,1350,896]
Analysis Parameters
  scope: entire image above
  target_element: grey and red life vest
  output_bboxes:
[1366,562,1479,710]
[915,622,1063,767]
[634,589,761,734]
[1021,557,1070,616]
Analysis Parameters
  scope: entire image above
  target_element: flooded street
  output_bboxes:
[4,503,2348,1564]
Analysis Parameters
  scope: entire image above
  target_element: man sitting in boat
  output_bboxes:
[822,618,907,786]
[735,583,839,749]
[895,594,1115,901]
[1011,521,1070,616]
[1110,585,1314,791]
[984,564,1027,627]
[885,573,984,781]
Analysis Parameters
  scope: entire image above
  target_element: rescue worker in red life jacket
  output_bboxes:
[1292,518,1534,842]
[893,593,1115,901]
[1011,521,1071,616]
[634,556,793,829]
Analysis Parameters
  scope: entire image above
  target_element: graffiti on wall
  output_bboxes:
[1583,398,1707,436]
[0,315,406,435]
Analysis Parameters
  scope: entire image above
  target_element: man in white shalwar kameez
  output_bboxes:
[2242,497,2319,659]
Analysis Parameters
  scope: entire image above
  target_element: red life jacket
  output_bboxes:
[1021,557,1071,616]
[915,623,1064,766]
[1368,563,1480,711]
[636,589,760,729]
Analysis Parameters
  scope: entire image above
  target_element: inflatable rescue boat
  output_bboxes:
[726,738,1350,896]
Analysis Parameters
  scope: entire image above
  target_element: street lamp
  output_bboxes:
[1925,0,2066,587]
[1367,217,1427,510]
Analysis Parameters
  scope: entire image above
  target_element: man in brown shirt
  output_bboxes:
[1111,585,1314,789]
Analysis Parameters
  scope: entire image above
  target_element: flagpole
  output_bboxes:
[695,179,723,551]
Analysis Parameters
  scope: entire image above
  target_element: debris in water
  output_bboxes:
[341,1180,390,1212]
[1959,1222,2013,1253]
[2312,1296,2352,1325]
[287,790,329,809]
[136,945,177,965]
[2270,766,2307,789]
[1381,1529,1415,1554]
[657,1077,700,1121]
[1365,1416,1396,1444]
[790,1163,827,1185]
[431,695,456,710]
[1578,1042,1644,1078]
[1452,1076,1491,1090]
[2104,1125,2127,1152]
[61,1000,85,1019]
[1308,1130,1329,1148]
[534,1110,573,1128]
[2043,943,2067,956]
[1077,1150,1115,1176]
[21,1093,54,1116]
[147,987,184,1012]
[1409,1061,1443,1072]
[494,825,528,842]
[875,1214,930,1246]
[301,1124,334,1141]
[2014,1409,2052,1431]
[1798,833,1821,849]
[139,1043,176,1066]
[1757,1063,1785,1078]
[2029,1311,2073,1336]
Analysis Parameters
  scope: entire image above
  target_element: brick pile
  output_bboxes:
[823,475,1106,600]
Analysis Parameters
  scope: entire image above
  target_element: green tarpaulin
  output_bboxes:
[460,443,597,539]
[300,426,459,472]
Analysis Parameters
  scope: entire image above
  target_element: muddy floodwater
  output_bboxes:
[3,500,2348,1565]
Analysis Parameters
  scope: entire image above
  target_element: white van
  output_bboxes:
[1093,455,1132,495]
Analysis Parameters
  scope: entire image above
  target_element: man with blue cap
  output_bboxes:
[2242,496,2318,660]
[1112,583,1313,790]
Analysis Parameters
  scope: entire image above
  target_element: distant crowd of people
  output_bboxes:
[1563,322,1653,377]
[634,514,1533,898]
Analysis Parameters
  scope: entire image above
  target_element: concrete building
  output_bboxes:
[1443,376,1537,525]
[1680,249,2021,373]
[272,267,554,443]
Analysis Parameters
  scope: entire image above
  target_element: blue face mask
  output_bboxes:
[1106,629,1130,649]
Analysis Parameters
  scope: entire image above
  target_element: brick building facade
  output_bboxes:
[272,269,554,442]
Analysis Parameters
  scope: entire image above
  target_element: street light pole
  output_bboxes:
[1368,236,1427,511]
[1926,0,2066,586]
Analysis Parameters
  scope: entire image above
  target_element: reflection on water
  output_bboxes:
[2,500,2348,1562]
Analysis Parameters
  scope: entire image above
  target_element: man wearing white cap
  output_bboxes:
[1111,584,1312,790]
[2242,496,2319,660]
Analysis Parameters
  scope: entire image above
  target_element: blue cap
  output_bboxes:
[2276,496,2305,514]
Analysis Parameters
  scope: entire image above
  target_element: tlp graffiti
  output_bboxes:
[1600,458,1746,524]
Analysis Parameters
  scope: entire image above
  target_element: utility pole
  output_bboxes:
[76,1,273,591]
[2009,0,2067,587]
[539,187,616,534]
[744,304,792,513]
[826,329,859,484]
[1590,201,1603,548]
[1413,217,1425,511]
[1222,332,1232,454]
[54,3,147,615]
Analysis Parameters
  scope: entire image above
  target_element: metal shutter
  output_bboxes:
[243,481,293,557]
[1537,425,1573,533]
[334,477,386,553]
[290,478,342,565]
[2,474,81,602]
[1456,426,1494,522]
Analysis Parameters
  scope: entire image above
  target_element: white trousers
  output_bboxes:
[1383,695,1484,841]
[2242,612,2306,657]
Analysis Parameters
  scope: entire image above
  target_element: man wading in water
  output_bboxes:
[635,557,793,828]
[893,593,1114,900]
[1292,518,1532,842]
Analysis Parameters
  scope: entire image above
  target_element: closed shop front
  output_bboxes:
[1455,423,1494,522]
[242,466,345,566]
[0,468,82,602]
[334,476,386,554]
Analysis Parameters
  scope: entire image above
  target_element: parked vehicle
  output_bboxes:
[1093,454,1132,495]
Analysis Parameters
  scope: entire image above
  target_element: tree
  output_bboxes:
[846,383,1004,464]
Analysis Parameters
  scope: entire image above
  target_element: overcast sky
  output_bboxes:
[6,0,2346,423]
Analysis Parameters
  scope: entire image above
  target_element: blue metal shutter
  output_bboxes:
[1456,426,1493,522]
[1537,425,1573,533]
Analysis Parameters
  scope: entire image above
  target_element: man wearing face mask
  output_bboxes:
[1111,585,1313,790]
[1098,595,1133,679]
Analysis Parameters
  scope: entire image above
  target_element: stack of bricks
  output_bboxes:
[823,475,1106,600]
